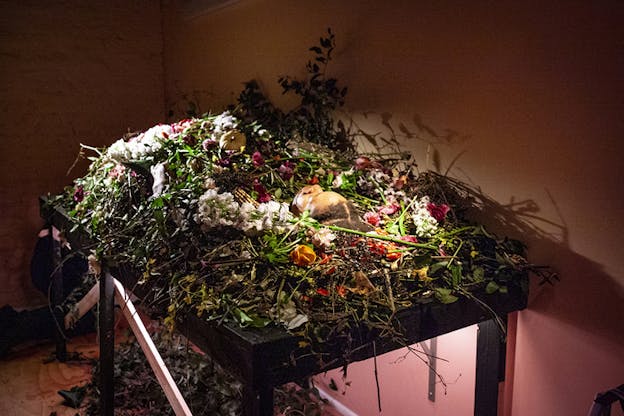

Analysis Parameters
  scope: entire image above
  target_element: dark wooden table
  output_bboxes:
[41,196,527,416]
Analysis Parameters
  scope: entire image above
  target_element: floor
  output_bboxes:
[0,332,344,416]
[0,335,97,416]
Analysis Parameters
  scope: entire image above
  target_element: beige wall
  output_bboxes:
[163,1,624,415]
[0,1,165,307]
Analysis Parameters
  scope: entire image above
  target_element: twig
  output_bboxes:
[373,341,382,412]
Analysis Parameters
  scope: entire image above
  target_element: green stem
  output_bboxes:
[325,224,438,250]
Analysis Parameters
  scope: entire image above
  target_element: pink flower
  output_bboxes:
[172,119,192,134]
[252,151,265,167]
[278,161,296,180]
[216,157,231,167]
[253,179,271,202]
[73,185,84,202]
[379,203,400,216]
[364,212,380,226]
[109,163,126,179]
[399,235,418,244]
[426,202,450,222]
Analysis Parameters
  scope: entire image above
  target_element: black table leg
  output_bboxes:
[243,384,274,416]
[50,229,66,362]
[474,319,506,416]
[99,271,115,416]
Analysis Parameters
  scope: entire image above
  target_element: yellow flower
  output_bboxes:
[415,266,432,283]
[290,245,316,266]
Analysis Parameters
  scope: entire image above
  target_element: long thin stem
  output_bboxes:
[325,224,438,250]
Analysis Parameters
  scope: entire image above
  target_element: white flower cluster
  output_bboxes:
[212,112,236,134]
[107,124,174,162]
[195,189,293,236]
[308,227,337,250]
[411,196,439,237]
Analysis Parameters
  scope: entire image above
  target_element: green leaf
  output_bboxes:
[429,261,448,275]
[472,266,485,281]
[434,288,458,304]
[450,264,462,286]
[232,307,253,325]
[485,281,499,294]
[150,197,164,209]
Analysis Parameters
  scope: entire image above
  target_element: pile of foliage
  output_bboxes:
[51,30,540,364]
[79,331,327,415]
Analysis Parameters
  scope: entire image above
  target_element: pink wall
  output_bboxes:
[161,1,624,414]
[314,325,478,416]
[0,1,165,307]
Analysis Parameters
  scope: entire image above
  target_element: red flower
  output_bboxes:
[252,151,265,167]
[253,179,271,202]
[326,266,337,275]
[319,253,332,265]
[426,202,450,222]
[367,240,387,256]
[364,212,381,226]
[73,185,84,202]
[316,288,329,296]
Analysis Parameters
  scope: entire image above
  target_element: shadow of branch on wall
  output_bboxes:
[343,110,624,348]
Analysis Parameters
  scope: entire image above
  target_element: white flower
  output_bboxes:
[195,188,293,236]
[411,196,439,237]
[308,227,337,250]
[106,124,173,162]
[213,112,236,134]
[332,169,354,189]
[150,162,167,197]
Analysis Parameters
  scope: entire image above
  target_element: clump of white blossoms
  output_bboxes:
[107,124,174,162]
[195,189,293,236]
[307,227,337,250]
[411,196,439,237]
[212,112,236,134]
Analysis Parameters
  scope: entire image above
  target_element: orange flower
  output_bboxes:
[386,249,402,261]
[290,245,316,266]
[316,288,329,296]
[336,285,347,297]
[319,253,332,265]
